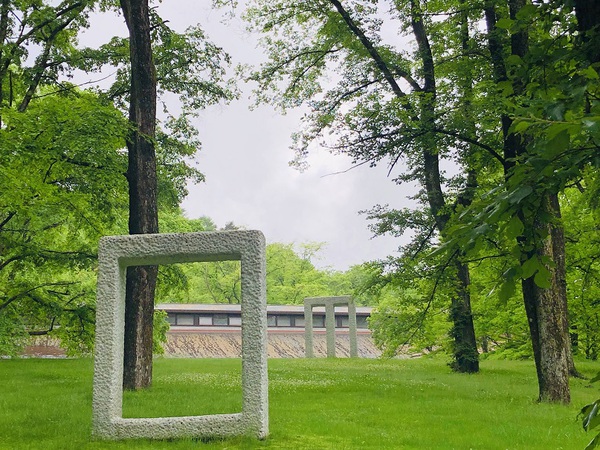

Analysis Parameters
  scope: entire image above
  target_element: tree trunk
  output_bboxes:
[449,259,479,373]
[573,0,600,64]
[520,194,570,403]
[329,0,479,372]
[120,0,158,390]
[484,0,571,402]
[424,147,479,373]
[548,194,581,378]
[412,0,479,373]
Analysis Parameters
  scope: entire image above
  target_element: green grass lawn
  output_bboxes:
[0,357,599,449]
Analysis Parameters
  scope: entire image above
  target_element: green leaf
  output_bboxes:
[495,18,513,30]
[582,117,600,133]
[591,372,600,384]
[506,55,524,67]
[499,277,516,303]
[582,66,600,80]
[583,401,600,432]
[505,215,524,239]
[511,120,531,134]
[516,4,538,21]
[545,102,566,121]
[585,433,600,450]
[533,265,552,289]
[497,80,514,96]
[509,186,533,204]
[545,122,571,140]
[546,129,570,157]
[521,256,539,279]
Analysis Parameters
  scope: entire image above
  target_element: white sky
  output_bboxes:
[80,2,418,271]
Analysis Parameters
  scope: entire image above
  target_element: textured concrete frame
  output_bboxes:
[304,296,357,358]
[92,231,268,441]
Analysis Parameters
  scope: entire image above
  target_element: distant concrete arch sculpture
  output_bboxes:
[304,296,358,358]
[92,231,268,441]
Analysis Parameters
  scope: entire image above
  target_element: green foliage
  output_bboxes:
[266,242,329,304]
[0,91,129,356]
[0,0,237,356]
[581,373,600,450]
[153,211,380,306]
[152,309,169,355]
[0,309,29,357]
[369,285,450,357]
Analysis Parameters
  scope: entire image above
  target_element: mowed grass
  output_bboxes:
[0,357,599,449]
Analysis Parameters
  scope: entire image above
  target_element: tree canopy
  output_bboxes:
[227,0,600,402]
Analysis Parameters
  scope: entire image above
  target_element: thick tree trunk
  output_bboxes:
[123,265,157,389]
[520,194,570,403]
[548,194,581,378]
[120,0,158,390]
[484,0,571,402]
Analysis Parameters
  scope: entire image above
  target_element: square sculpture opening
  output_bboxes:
[304,296,358,358]
[92,231,268,441]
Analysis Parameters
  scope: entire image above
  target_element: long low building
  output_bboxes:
[156,303,372,331]
[155,303,381,358]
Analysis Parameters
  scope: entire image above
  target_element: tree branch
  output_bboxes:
[0,211,16,231]
[328,0,410,99]
[433,127,505,165]
[0,281,77,312]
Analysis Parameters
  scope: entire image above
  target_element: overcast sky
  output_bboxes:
[83,2,417,271]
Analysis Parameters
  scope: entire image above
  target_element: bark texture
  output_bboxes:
[120,0,159,390]
[521,194,570,403]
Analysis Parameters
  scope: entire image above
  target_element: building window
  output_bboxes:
[229,315,242,327]
[267,315,276,327]
[294,317,305,327]
[176,314,194,326]
[198,315,212,326]
[167,314,176,326]
[213,314,228,326]
[312,315,325,328]
[357,316,368,329]
[277,315,291,327]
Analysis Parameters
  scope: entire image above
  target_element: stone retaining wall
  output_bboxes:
[164,330,382,358]
[23,330,384,359]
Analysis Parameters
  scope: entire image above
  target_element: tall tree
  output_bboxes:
[480,0,571,403]
[241,0,478,372]
[0,0,234,361]
[108,0,235,390]
[242,0,481,373]
[119,0,159,390]
[0,0,131,356]
[237,0,600,398]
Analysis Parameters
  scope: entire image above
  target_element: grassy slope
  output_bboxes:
[0,357,598,449]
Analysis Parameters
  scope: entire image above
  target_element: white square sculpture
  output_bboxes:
[304,296,358,358]
[92,231,268,440]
